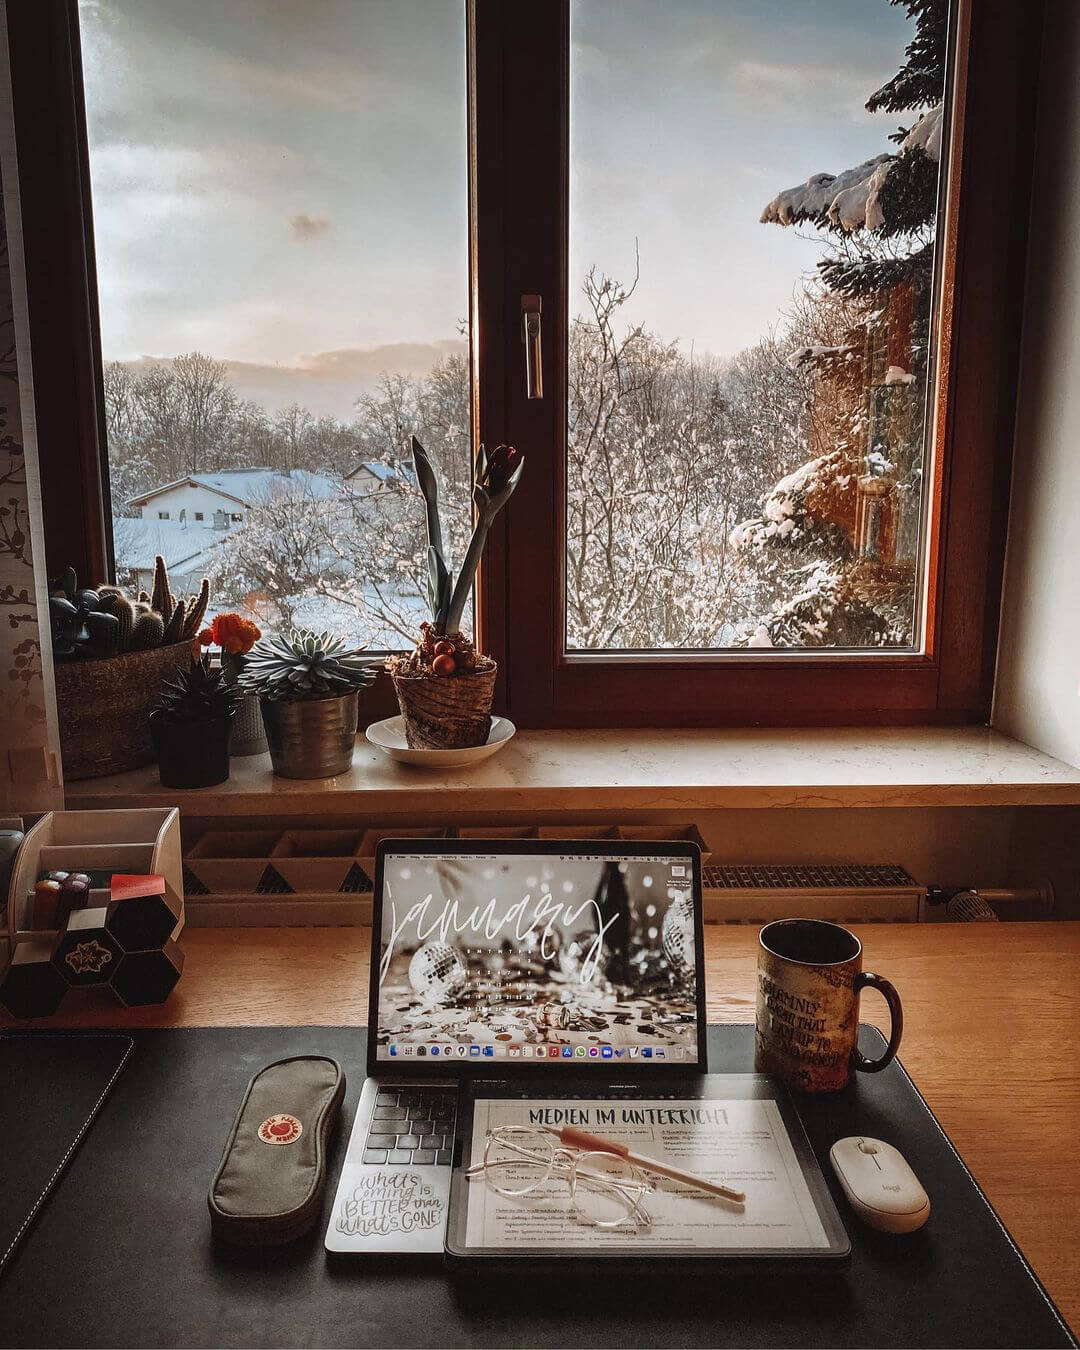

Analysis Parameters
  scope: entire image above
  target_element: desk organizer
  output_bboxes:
[1,809,184,1017]
[180,823,710,926]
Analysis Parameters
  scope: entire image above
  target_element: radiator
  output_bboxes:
[702,863,921,924]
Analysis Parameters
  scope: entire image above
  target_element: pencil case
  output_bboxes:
[208,1055,345,1246]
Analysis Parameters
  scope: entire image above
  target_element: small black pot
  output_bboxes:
[149,712,233,788]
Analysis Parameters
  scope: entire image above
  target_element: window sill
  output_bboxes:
[63,726,1080,817]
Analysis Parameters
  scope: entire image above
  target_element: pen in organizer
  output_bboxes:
[545,1125,746,1205]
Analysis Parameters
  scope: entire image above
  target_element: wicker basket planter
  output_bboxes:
[53,641,193,781]
[389,660,497,750]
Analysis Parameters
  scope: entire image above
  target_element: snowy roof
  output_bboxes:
[127,468,342,509]
[345,459,416,486]
[760,103,943,235]
[111,517,226,576]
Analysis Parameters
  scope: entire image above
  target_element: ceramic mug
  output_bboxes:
[754,918,903,1093]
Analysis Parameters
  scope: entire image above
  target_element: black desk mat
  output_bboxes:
[0,1025,1073,1350]
[0,1033,133,1280]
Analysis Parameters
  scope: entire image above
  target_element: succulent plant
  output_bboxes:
[152,653,240,725]
[239,629,377,702]
[48,573,118,659]
[412,436,523,639]
[48,558,211,659]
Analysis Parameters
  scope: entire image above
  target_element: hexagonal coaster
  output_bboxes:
[106,888,180,952]
[0,940,69,1018]
[52,908,123,987]
[111,940,185,1007]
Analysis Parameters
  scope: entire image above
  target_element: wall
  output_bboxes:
[993,2,1080,769]
[138,484,240,525]
[0,2,61,814]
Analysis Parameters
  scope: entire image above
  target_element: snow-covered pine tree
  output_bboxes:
[738,0,948,649]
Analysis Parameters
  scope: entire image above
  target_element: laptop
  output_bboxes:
[325,837,708,1255]
[325,838,847,1267]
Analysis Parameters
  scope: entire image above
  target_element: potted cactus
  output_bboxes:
[149,653,240,788]
[48,558,210,779]
[194,612,266,756]
[239,629,378,778]
[386,436,524,749]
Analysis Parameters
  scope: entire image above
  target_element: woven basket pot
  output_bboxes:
[53,641,194,781]
[260,692,358,779]
[391,662,497,750]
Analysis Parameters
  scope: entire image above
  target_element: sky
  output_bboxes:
[79,0,914,419]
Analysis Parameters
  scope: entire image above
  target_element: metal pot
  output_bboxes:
[259,692,358,779]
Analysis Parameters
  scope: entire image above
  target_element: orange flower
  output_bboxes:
[196,627,215,646]
[209,612,261,655]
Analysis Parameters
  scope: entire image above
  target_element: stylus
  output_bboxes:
[547,1126,746,1205]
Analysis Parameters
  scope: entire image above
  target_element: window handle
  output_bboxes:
[521,294,543,400]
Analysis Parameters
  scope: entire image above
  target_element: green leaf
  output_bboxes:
[427,545,451,628]
[412,436,446,567]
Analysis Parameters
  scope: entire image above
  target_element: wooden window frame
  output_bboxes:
[9,0,1045,729]
[474,0,1045,727]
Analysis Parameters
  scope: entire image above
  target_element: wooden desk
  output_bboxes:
[8,921,1079,1328]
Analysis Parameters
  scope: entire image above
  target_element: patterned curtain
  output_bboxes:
[0,6,62,813]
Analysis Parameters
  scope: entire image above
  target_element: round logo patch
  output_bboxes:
[258,1113,303,1145]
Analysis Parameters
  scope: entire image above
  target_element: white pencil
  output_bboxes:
[546,1124,746,1205]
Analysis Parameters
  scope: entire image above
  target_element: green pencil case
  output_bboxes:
[208,1055,345,1246]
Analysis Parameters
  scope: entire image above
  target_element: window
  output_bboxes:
[157,511,169,520]
[11,0,1040,727]
[566,0,943,654]
[473,0,1040,726]
[77,0,472,650]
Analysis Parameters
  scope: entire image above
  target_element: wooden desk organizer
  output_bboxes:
[1,808,184,1018]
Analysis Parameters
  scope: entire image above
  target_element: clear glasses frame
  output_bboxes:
[465,1125,652,1229]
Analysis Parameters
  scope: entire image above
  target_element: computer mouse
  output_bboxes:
[829,1136,930,1233]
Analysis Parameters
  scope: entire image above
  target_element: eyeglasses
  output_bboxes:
[465,1125,652,1229]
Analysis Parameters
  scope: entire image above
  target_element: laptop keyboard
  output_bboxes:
[362,1086,457,1166]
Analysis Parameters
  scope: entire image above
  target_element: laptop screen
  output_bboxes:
[373,845,702,1068]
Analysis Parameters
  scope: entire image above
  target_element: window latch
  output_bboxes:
[521,294,543,400]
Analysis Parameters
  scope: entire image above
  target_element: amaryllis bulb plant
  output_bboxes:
[413,435,524,639]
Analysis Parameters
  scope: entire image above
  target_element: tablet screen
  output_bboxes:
[374,847,702,1066]
[446,1075,851,1266]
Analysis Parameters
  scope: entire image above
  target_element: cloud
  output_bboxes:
[733,60,883,124]
[289,213,331,241]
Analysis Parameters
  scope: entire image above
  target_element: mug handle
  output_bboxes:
[851,972,903,1073]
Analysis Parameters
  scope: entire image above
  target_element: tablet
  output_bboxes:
[445,1074,849,1272]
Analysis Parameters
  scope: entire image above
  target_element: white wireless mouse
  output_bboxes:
[829,1136,930,1234]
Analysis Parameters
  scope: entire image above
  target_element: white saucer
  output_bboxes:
[365,714,516,768]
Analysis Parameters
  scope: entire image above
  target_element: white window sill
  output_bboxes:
[64,725,1080,816]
